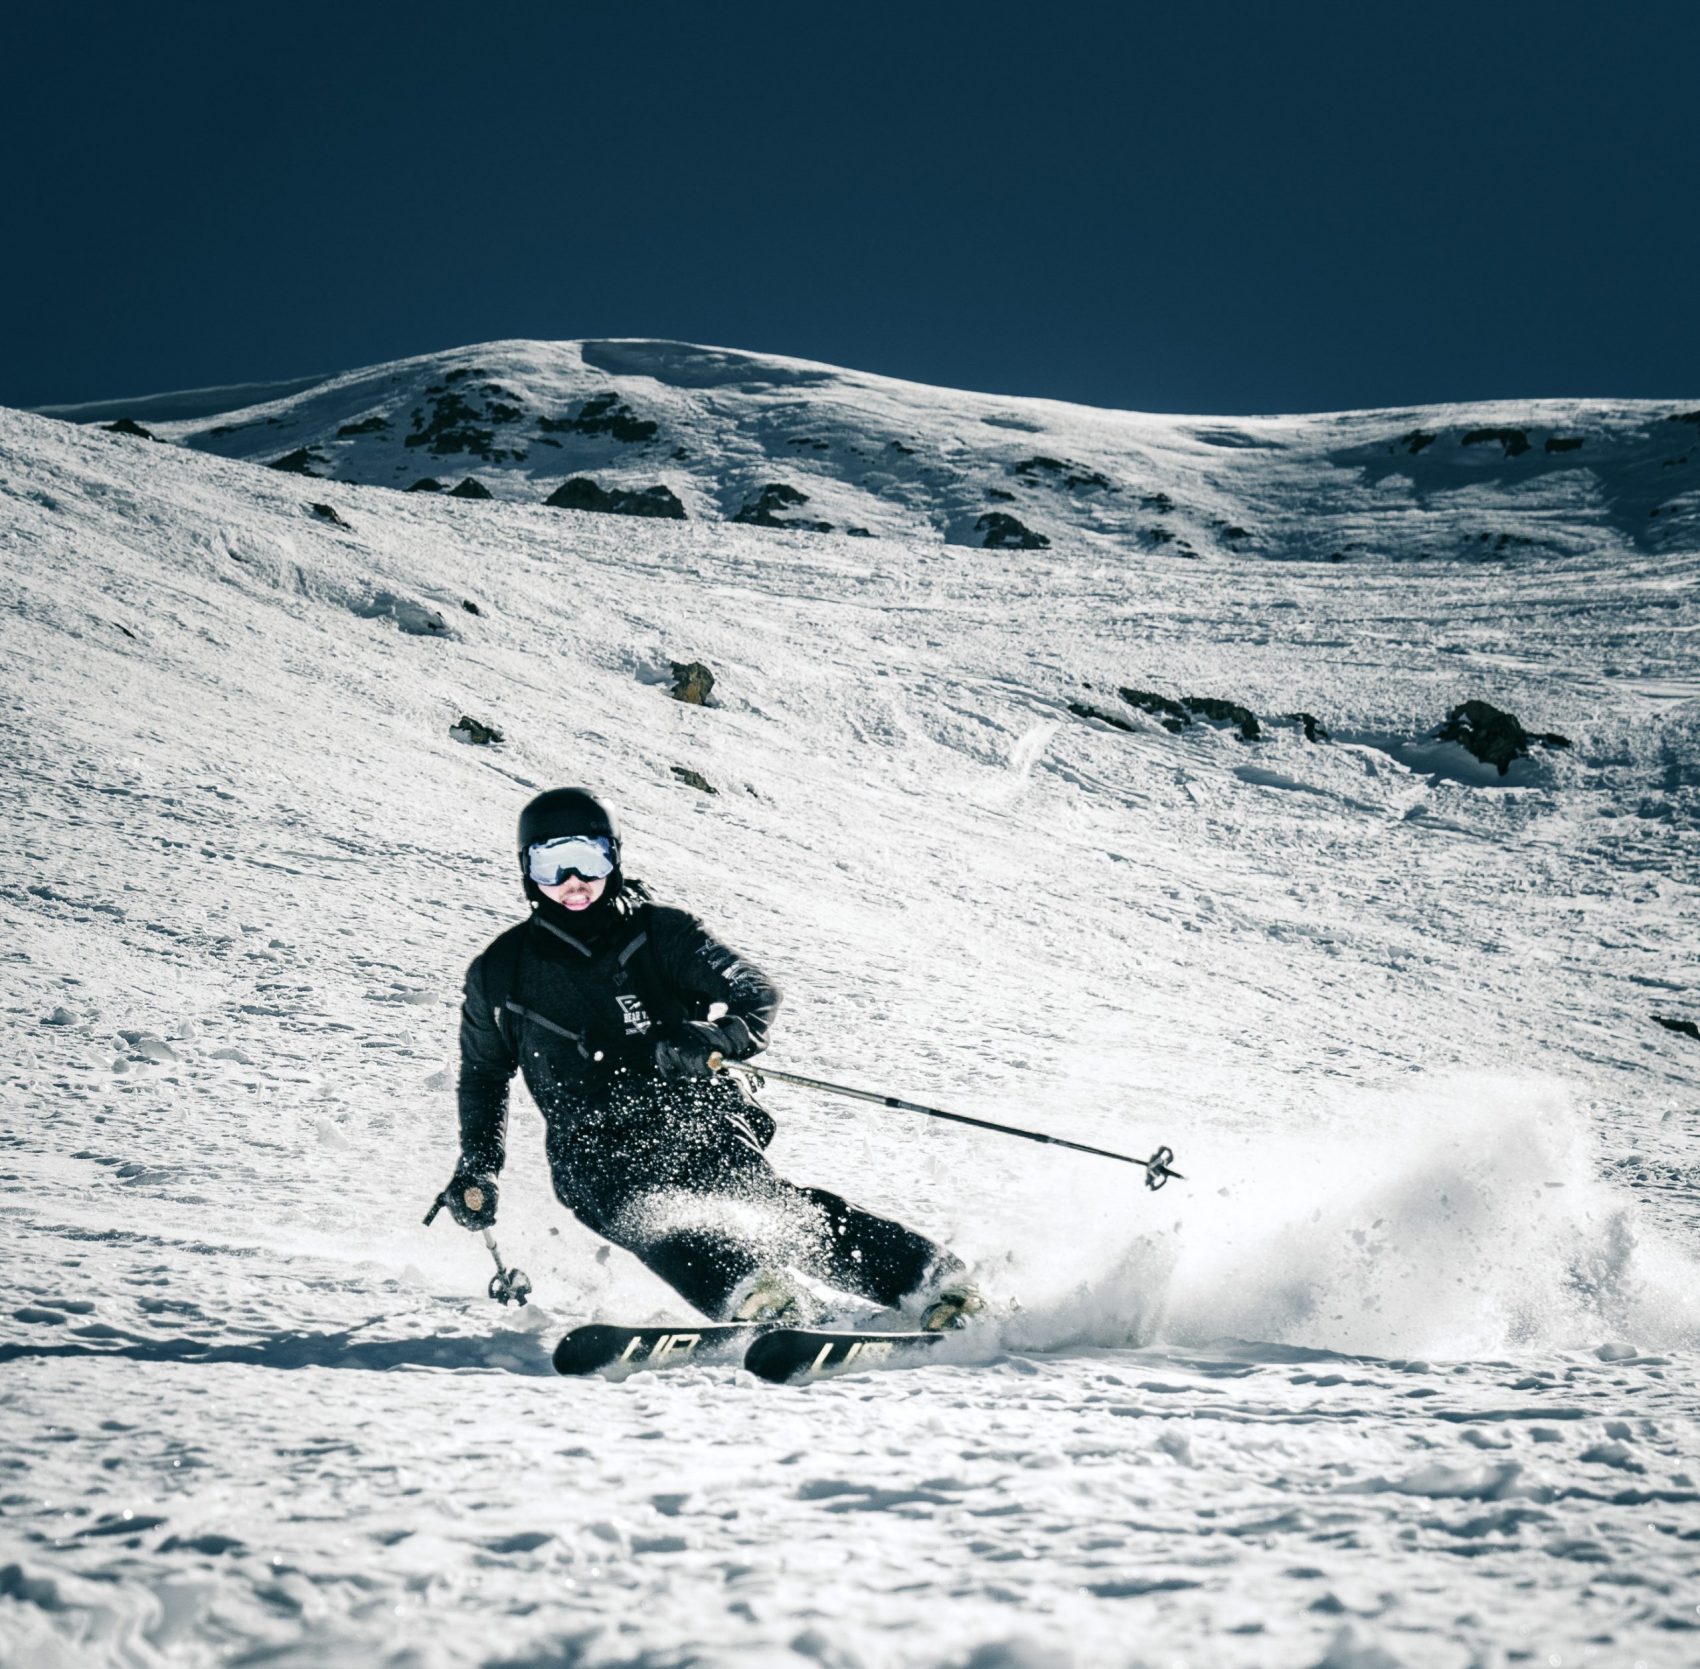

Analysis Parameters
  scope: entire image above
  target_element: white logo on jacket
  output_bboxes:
[616,994,653,1036]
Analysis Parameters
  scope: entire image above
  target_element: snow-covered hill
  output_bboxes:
[4,346,1700,1668]
[41,337,1700,562]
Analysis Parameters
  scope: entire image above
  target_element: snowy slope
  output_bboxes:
[3,348,1700,1668]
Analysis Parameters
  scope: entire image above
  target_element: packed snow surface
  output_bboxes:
[3,342,1699,1667]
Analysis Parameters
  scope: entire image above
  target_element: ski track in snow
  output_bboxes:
[2,351,1700,1667]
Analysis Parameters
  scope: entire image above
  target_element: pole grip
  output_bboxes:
[423,1192,446,1227]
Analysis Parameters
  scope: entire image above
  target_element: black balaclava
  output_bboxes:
[516,788,625,941]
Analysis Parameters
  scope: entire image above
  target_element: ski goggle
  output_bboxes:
[526,835,616,885]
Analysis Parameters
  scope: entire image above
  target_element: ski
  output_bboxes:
[743,1326,943,1384]
[552,1321,753,1376]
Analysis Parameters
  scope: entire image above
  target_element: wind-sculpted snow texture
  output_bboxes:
[4,346,1700,1667]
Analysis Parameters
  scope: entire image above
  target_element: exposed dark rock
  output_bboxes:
[1139,492,1175,513]
[461,600,482,616]
[405,392,495,457]
[1655,1015,1700,1042]
[1185,697,1261,740]
[1144,526,1176,546]
[1221,525,1250,542]
[309,502,352,529]
[889,440,917,456]
[671,766,718,794]
[337,414,390,438]
[1285,711,1329,743]
[669,661,715,705]
[103,417,157,440]
[450,715,503,746]
[404,386,527,462]
[1118,689,1191,733]
[1067,701,1137,733]
[733,483,831,531]
[1435,699,1568,775]
[1011,456,1116,492]
[846,526,873,538]
[448,478,493,499]
[976,512,1049,550]
[1398,430,1438,455]
[1667,410,1700,425]
[1111,687,1264,740]
[537,393,659,444]
[545,478,687,519]
[1461,427,1531,458]
[1544,436,1584,453]
[986,487,1016,502]
[408,478,445,492]
[787,436,830,452]
[268,448,325,476]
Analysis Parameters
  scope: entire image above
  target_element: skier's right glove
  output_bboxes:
[654,1021,731,1082]
[442,1168,498,1231]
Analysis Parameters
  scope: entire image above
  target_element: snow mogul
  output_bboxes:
[440,787,983,1331]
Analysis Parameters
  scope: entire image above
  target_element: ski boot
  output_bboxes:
[917,1279,987,1333]
[727,1268,825,1328]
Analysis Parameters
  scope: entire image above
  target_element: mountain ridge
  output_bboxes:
[34,337,1700,564]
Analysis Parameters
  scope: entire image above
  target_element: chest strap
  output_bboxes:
[503,1000,590,1058]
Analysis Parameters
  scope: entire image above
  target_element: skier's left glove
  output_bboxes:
[653,1021,730,1082]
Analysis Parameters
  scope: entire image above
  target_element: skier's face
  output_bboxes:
[538,873,607,911]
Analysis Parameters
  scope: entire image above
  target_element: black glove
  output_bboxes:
[653,1021,730,1082]
[443,1168,498,1231]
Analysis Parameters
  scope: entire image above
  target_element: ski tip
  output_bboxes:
[552,1324,621,1376]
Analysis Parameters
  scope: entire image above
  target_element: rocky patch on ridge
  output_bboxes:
[1461,427,1532,458]
[538,393,659,444]
[546,479,687,519]
[1010,456,1116,493]
[404,369,528,463]
[732,483,832,532]
[976,512,1049,550]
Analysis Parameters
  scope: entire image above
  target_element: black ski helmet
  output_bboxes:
[516,787,622,902]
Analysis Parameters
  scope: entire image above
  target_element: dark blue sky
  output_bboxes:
[7,3,1696,415]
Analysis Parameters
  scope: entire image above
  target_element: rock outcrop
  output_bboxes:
[732,483,832,531]
[449,715,503,745]
[669,661,715,705]
[1435,700,1571,776]
[976,512,1049,550]
[546,478,687,519]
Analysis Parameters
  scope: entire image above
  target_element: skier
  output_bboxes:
[440,787,983,1331]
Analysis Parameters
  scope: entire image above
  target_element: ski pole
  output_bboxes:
[707,1054,1182,1190]
[422,1187,533,1305]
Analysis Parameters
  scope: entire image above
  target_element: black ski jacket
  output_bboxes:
[456,887,781,1174]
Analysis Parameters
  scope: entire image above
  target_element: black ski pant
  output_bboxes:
[546,1094,958,1320]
